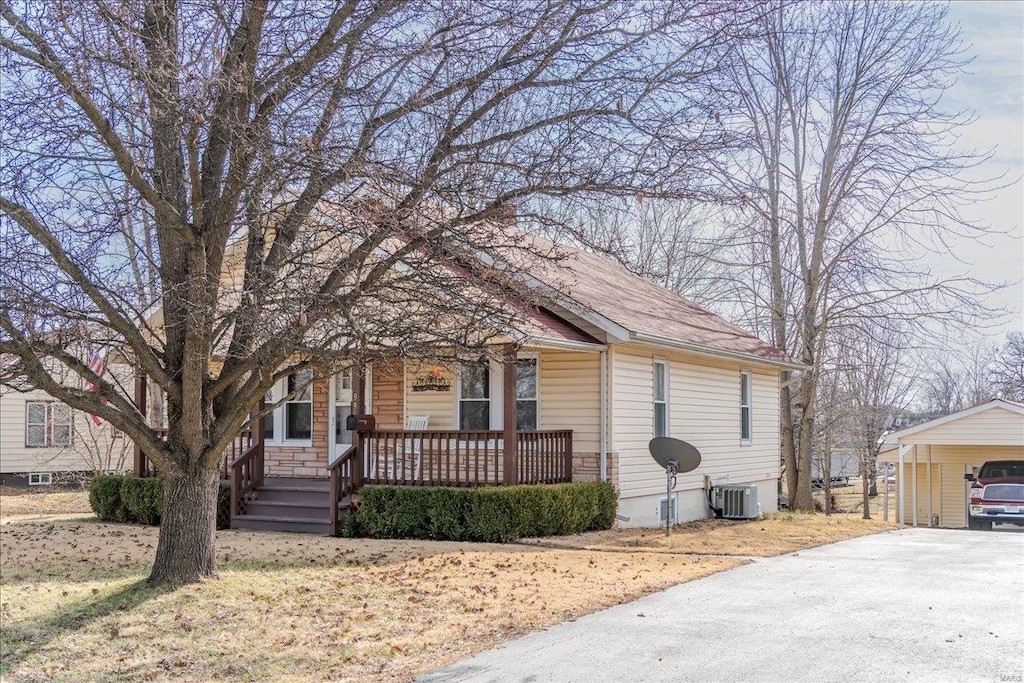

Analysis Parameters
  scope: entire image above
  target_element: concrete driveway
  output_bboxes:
[420,528,1023,683]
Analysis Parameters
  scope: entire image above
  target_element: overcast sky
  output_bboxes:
[939,1,1023,338]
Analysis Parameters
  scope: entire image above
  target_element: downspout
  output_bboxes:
[600,349,608,482]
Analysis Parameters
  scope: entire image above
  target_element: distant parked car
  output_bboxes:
[964,460,1024,531]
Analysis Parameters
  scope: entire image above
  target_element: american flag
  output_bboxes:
[82,347,106,426]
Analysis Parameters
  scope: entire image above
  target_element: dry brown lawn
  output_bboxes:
[1,489,894,682]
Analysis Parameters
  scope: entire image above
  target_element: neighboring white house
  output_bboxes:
[0,384,132,487]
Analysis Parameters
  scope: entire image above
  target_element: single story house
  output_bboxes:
[879,399,1024,528]
[135,224,800,533]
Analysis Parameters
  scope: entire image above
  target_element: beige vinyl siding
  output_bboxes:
[612,344,781,500]
[0,388,128,474]
[900,407,1024,446]
[902,461,942,526]
[404,362,456,429]
[940,462,969,528]
[537,350,601,452]
[404,351,602,444]
[893,444,1024,528]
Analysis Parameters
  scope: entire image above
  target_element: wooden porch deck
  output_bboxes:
[230,428,573,534]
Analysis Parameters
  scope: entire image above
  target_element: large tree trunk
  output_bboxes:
[149,466,220,584]
[790,376,816,511]
[781,380,799,505]
[861,448,872,520]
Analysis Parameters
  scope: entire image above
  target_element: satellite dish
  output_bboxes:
[648,437,701,473]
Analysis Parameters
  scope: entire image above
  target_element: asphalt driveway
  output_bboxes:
[420,528,1024,683]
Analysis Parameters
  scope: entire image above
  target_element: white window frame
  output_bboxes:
[740,370,753,445]
[25,401,47,447]
[456,362,492,431]
[263,372,316,447]
[653,359,669,438]
[51,403,73,447]
[28,472,52,486]
[25,401,74,448]
[515,354,540,431]
[283,370,314,444]
[262,383,280,445]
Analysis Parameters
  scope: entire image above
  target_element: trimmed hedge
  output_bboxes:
[353,481,617,542]
[89,474,231,530]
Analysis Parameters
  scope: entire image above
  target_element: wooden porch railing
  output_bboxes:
[133,428,252,481]
[229,437,264,527]
[518,430,574,484]
[361,429,573,488]
[328,444,358,536]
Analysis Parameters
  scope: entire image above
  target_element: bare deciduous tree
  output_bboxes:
[718,0,991,510]
[992,331,1024,402]
[918,338,1000,417]
[0,1,745,583]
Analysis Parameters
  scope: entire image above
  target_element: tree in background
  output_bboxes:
[718,1,990,510]
[0,0,746,583]
[992,331,1024,402]
[919,339,1000,417]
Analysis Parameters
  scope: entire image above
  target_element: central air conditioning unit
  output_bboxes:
[712,484,759,519]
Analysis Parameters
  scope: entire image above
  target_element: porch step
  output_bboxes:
[253,487,332,505]
[232,477,350,535]
[243,499,335,518]
[233,514,332,535]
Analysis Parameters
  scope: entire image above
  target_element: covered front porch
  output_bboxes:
[134,342,607,534]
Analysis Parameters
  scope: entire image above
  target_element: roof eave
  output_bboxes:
[522,337,608,353]
[629,332,807,371]
[882,399,1024,443]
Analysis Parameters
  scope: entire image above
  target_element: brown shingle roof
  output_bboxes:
[519,236,798,367]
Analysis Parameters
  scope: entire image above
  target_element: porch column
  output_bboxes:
[912,446,919,527]
[897,443,912,526]
[926,445,933,527]
[502,345,518,486]
[351,362,365,489]
[133,371,147,477]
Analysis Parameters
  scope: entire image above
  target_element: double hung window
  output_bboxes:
[25,402,73,447]
[516,358,538,430]
[459,364,490,430]
[653,361,668,437]
[740,372,752,443]
[285,370,313,441]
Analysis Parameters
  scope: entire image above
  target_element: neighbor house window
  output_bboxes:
[28,472,52,486]
[25,401,73,447]
[285,370,313,441]
[653,360,668,437]
[517,358,538,430]
[51,404,72,446]
[459,363,490,430]
[740,371,752,443]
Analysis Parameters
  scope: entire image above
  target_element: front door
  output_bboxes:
[329,369,353,462]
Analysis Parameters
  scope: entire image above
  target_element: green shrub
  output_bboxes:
[120,477,163,526]
[89,473,128,522]
[89,475,232,529]
[355,481,616,542]
[216,483,232,531]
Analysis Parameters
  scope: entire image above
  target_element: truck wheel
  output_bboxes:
[968,518,992,531]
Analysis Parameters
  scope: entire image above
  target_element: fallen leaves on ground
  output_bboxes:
[0,491,891,682]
